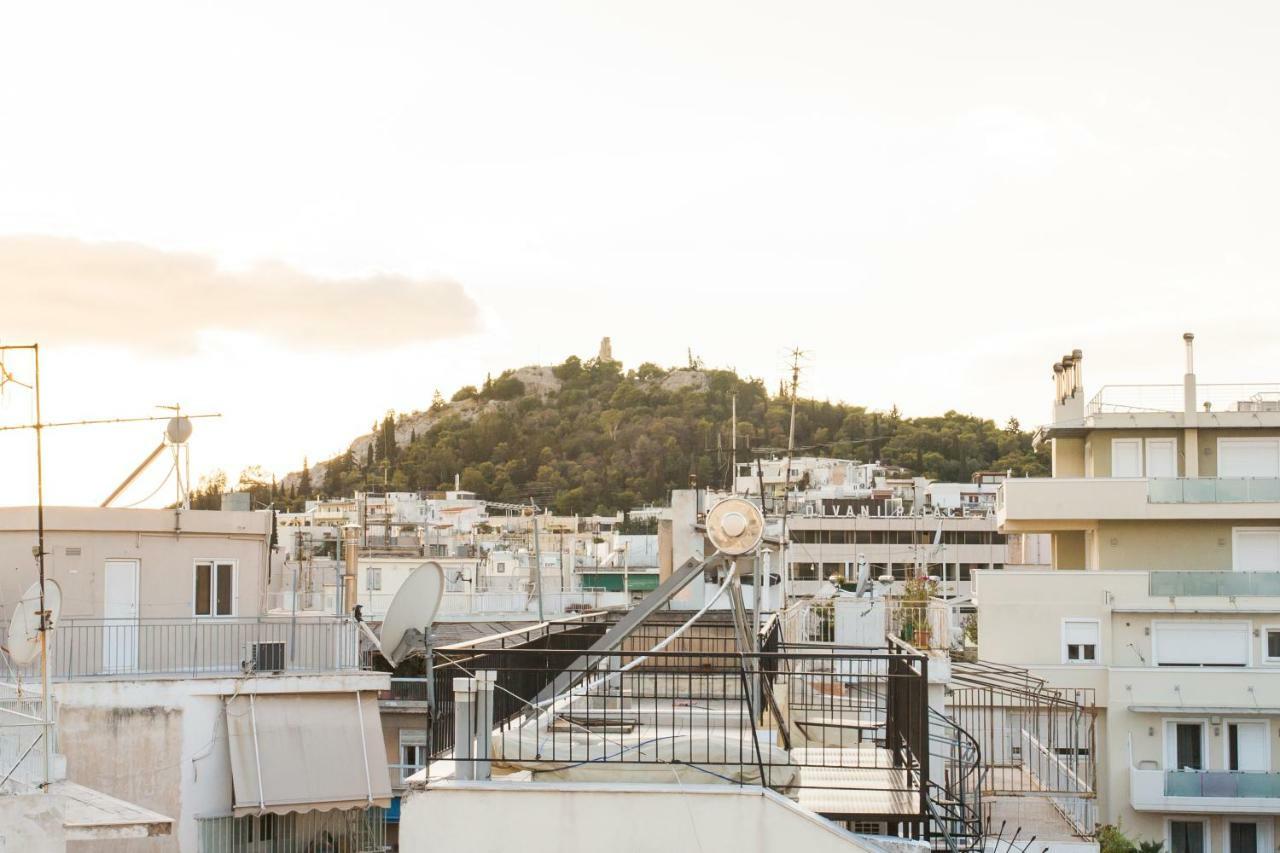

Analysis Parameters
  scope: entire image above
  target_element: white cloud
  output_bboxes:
[0,236,480,353]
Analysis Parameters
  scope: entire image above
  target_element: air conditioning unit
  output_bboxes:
[244,641,286,673]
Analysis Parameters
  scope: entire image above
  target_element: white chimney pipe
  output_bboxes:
[1183,333,1196,415]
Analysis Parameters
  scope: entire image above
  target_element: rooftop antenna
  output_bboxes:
[2,579,62,789]
[779,347,807,605]
[100,404,215,508]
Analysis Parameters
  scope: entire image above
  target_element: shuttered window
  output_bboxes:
[1154,622,1250,666]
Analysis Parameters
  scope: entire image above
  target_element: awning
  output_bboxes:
[225,692,392,817]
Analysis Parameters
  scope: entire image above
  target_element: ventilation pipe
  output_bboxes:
[1072,349,1083,396]
[1184,333,1197,415]
[1053,362,1065,404]
[342,524,360,614]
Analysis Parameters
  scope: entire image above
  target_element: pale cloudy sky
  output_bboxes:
[2,1,1279,507]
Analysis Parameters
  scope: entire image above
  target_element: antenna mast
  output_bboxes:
[779,348,804,604]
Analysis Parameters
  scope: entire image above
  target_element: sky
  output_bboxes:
[2,1,1280,507]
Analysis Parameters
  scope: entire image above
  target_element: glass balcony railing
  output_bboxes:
[1149,571,1280,596]
[1166,770,1280,798]
[1149,478,1280,503]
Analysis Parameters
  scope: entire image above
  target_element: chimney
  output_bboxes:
[1183,332,1196,415]
[1052,349,1085,422]
[342,524,360,615]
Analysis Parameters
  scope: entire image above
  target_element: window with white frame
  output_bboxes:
[1169,819,1207,853]
[1233,528,1280,572]
[1267,629,1280,662]
[194,560,235,617]
[1112,438,1143,478]
[1153,621,1250,667]
[1062,619,1099,663]
[399,729,428,783]
[366,567,382,591]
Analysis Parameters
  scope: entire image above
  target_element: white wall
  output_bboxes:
[400,781,906,853]
[0,792,66,852]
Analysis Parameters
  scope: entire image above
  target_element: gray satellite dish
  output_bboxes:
[377,562,445,666]
[705,497,765,556]
[166,416,193,444]
[5,580,62,666]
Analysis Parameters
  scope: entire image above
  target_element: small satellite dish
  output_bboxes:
[378,562,445,666]
[705,497,765,556]
[166,416,193,445]
[5,580,62,666]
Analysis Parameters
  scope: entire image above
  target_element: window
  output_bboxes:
[1062,619,1099,663]
[1233,528,1280,572]
[366,567,382,591]
[1169,820,1206,853]
[1166,722,1206,770]
[1146,438,1178,478]
[1219,438,1280,478]
[1267,629,1280,662]
[1227,821,1270,853]
[1153,621,1250,666]
[1226,721,1268,772]
[399,729,428,783]
[194,561,234,617]
[1112,439,1143,478]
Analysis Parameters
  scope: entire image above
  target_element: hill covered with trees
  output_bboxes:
[225,354,1048,515]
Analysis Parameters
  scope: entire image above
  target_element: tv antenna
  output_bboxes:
[98,404,219,509]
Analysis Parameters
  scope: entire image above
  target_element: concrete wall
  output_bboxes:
[53,672,389,853]
[0,507,272,621]
[1052,437,1085,478]
[0,792,67,852]
[401,781,897,853]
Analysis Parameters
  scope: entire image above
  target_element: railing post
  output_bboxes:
[474,670,495,780]
[453,677,476,781]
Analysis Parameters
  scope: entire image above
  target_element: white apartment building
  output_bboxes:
[0,506,391,853]
[787,476,1049,597]
[979,335,1280,853]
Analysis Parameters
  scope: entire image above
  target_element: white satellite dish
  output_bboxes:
[165,416,193,445]
[5,580,62,666]
[705,497,765,556]
[377,562,445,666]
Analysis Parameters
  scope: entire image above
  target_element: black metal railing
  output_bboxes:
[429,642,933,833]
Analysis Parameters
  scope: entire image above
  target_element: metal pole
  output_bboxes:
[531,511,544,623]
[33,344,51,790]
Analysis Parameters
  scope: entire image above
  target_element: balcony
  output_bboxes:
[1,617,361,680]
[1149,478,1280,503]
[1131,766,1280,814]
[1150,570,1280,597]
[998,477,1280,528]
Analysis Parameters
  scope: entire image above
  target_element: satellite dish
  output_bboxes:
[166,416,193,445]
[378,562,445,666]
[5,580,62,666]
[705,497,765,556]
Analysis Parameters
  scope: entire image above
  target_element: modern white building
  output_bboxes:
[979,335,1280,853]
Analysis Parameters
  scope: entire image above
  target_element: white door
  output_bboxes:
[1219,438,1280,477]
[1227,721,1269,772]
[1234,528,1280,572]
[103,559,139,673]
[1146,438,1178,478]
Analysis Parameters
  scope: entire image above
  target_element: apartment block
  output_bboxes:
[980,335,1280,853]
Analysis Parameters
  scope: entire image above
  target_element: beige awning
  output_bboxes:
[225,691,392,817]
